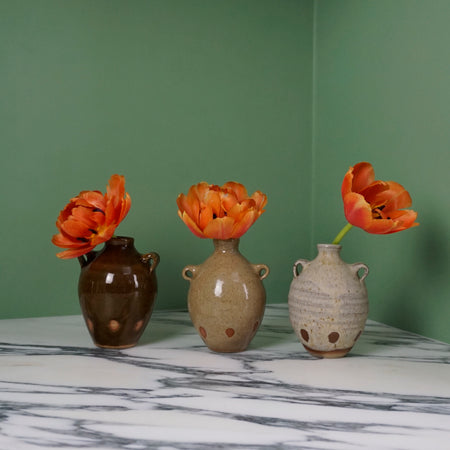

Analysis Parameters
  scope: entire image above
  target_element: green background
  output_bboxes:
[1,0,449,343]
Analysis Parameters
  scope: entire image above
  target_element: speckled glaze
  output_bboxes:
[182,238,269,353]
[288,244,369,358]
[78,236,159,349]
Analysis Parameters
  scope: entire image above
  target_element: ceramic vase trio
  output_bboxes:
[78,237,369,358]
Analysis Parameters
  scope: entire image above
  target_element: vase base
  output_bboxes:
[207,345,248,353]
[303,344,353,359]
[93,342,137,349]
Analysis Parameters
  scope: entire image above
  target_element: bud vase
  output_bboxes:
[78,236,160,349]
[182,238,269,353]
[288,244,369,358]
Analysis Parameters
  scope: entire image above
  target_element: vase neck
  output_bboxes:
[316,243,342,259]
[105,236,134,248]
[213,238,240,254]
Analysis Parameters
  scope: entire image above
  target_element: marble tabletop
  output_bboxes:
[0,304,449,450]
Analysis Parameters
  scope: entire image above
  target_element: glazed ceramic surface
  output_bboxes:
[288,244,369,358]
[78,236,159,349]
[183,238,269,353]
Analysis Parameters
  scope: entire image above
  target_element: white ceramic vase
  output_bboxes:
[288,244,369,358]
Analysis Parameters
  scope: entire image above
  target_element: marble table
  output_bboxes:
[1,304,449,449]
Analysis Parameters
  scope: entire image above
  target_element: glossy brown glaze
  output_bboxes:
[78,236,159,348]
[182,238,269,353]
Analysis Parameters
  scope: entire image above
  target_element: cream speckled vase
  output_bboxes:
[288,244,369,358]
[182,238,269,353]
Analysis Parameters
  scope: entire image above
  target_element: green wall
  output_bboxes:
[313,0,450,343]
[0,1,313,317]
[1,0,449,343]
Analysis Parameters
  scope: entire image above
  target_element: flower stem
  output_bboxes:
[332,223,353,245]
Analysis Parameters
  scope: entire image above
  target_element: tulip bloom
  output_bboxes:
[338,162,418,238]
[177,181,267,239]
[52,175,131,259]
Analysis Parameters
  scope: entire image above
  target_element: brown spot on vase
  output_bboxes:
[225,328,235,338]
[300,328,309,342]
[199,326,207,339]
[354,330,362,342]
[109,320,120,333]
[253,321,259,332]
[328,332,340,343]
[87,318,94,333]
[134,320,143,332]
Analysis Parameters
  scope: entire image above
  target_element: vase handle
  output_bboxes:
[351,262,369,281]
[78,250,98,268]
[141,252,160,274]
[293,259,310,278]
[253,264,270,280]
[182,265,198,281]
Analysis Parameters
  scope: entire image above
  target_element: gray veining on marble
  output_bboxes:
[1,305,449,449]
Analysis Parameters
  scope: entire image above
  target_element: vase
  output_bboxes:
[288,244,369,358]
[78,236,159,349]
[182,238,269,353]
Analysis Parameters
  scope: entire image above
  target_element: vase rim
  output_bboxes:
[107,236,134,245]
[317,243,342,249]
[212,238,240,243]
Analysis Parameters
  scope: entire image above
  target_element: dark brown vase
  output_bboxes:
[78,236,159,349]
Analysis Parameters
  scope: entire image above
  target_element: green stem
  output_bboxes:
[332,223,353,245]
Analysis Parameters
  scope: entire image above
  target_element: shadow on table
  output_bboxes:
[136,312,193,346]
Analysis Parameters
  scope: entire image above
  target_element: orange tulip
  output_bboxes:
[341,162,418,235]
[52,174,131,259]
[177,181,267,239]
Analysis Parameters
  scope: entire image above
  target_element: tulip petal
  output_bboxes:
[221,191,239,212]
[227,200,253,221]
[231,209,257,238]
[191,182,211,206]
[117,192,131,223]
[204,190,223,218]
[363,219,398,234]
[379,181,413,212]
[223,182,249,202]
[52,233,82,248]
[341,168,354,198]
[56,245,96,259]
[351,162,375,193]
[177,193,200,224]
[77,191,105,211]
[342,163,375,198]
[92,224,116,245]
[179,211,205,238]
[199,206,214,230]
[203,216,235,240]
[71,206,105,228]
[359,181,390,206]
[106,174,126,207]
[383,209,419,232]
[343,192,373,230]
[104,175,131,227]
[251,191,268,211]
[61,219,93,239]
